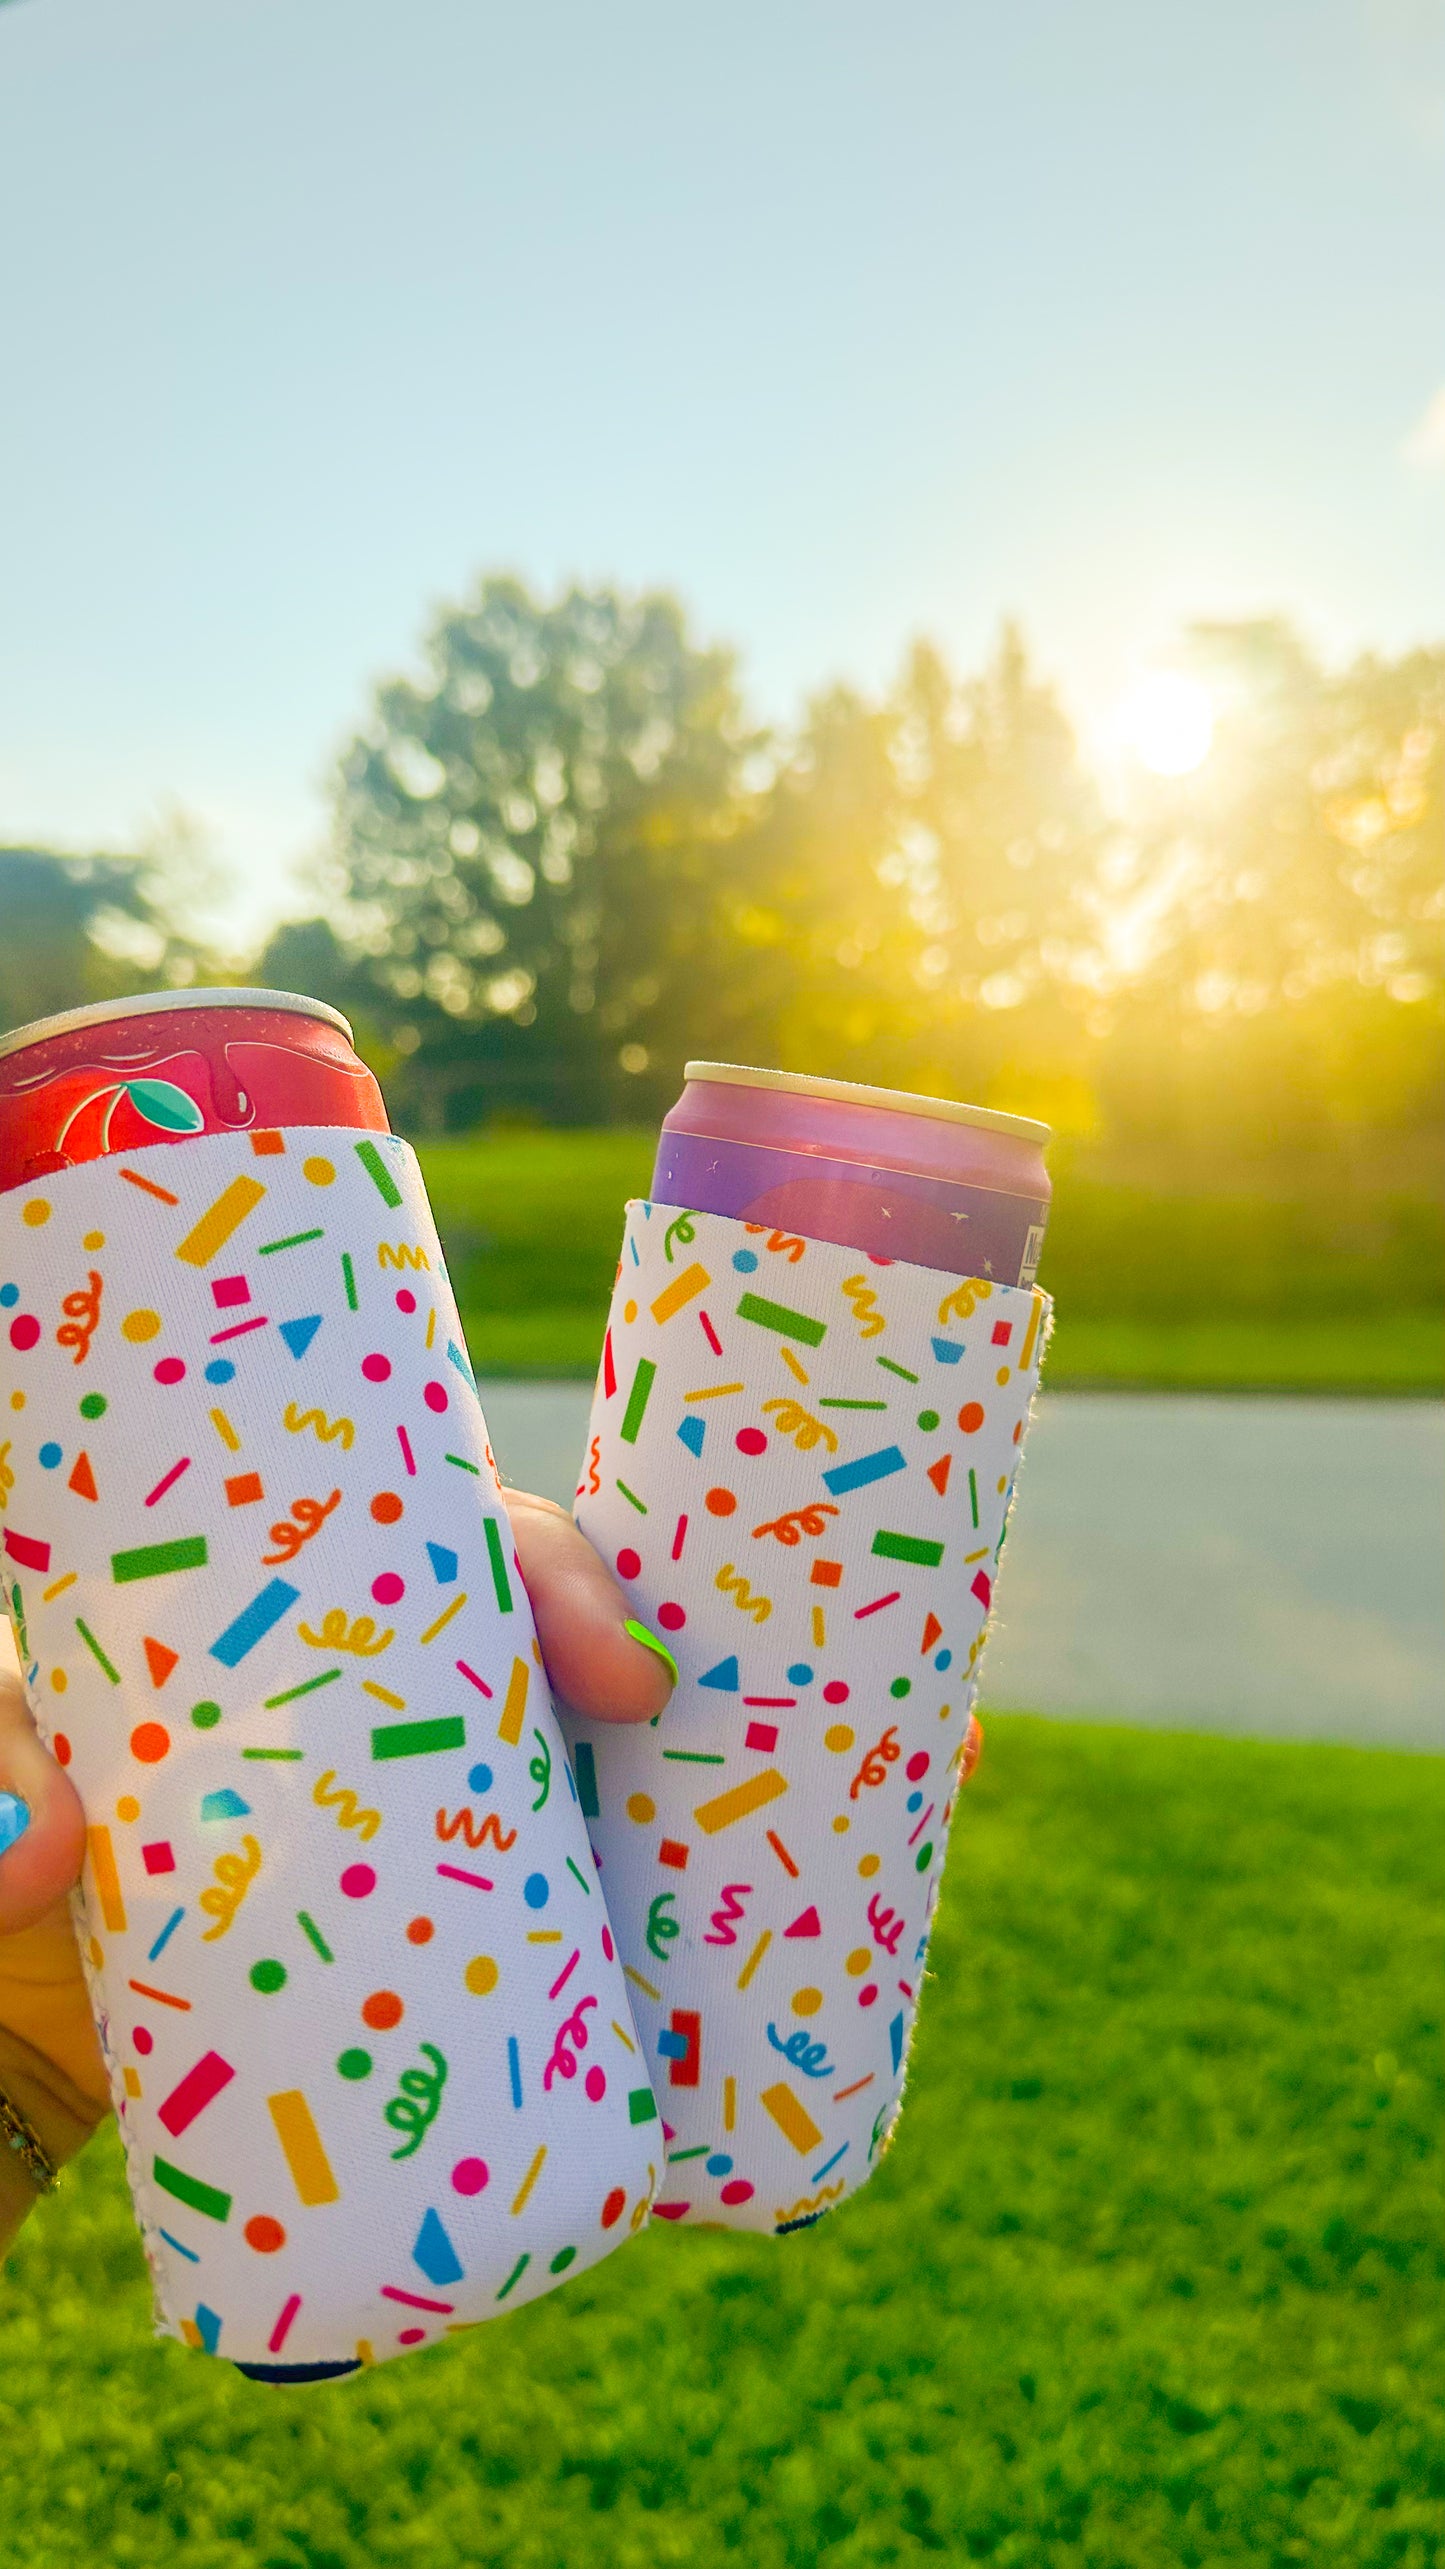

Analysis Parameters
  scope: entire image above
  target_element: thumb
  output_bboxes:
[0,1636,109,2125]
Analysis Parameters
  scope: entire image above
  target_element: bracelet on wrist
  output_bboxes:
[0,2081,59,2195]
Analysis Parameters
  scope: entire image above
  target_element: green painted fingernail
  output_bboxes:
[624,1618,679,1688]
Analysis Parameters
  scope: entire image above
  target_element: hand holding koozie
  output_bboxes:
[0,993,659,2377]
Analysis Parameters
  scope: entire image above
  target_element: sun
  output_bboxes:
[1118,671,1215,777]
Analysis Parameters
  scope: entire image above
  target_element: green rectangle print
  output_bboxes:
[371,1716,467,1762]
[620,1357,656,1444]
[153,2156,232,2223]
[354,1138,403,1208]
[111,1536,209,1584]
[483,1516,513,1613]
[871,1529,946,1567]
[735,1292,828,1348]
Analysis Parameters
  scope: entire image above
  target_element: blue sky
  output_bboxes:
[2,0,1442,944]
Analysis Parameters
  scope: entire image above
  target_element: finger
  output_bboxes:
[502,1490,675,1724]
[0,1654,106,2110]
[0,1665,87,1937]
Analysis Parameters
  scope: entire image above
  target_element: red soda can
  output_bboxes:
[0,989,387,1192]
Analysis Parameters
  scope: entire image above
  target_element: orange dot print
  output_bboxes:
[957,1402,985,1434]
[406,1917,434,1945]
[244,2215,286,2253]
[704,1487,737,1516]
[371,1490,404,1524]
[129,1722,170,1764]
[362,1989,404,2031]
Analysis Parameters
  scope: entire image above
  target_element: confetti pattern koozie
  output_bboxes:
[562,1204,1051,2236]
[0,1131,660,2375]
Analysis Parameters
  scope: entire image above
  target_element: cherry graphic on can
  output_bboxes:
[0,989,387,1192]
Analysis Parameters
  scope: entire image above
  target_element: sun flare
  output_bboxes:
[1119,671,1215,777]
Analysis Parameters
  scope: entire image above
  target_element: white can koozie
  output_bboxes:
[561,1203,1050,2235]
[0,1130,659,2376]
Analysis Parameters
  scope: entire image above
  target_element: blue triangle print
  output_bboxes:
[278,1314,323,1360]
[699,1654,740,1692]
[426,1542,459,1584]
[411,2205,464,2287]
[677,1415,706,1456]
[930,1336,964,1365]
[200,1787,251,1823]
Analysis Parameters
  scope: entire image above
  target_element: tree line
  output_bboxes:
[5,577,1442,1156]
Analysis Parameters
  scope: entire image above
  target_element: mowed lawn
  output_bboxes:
[3,1719,1442,2569]
[413,1129,1445,1394]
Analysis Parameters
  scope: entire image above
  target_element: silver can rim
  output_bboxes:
[682,1061,1050,1146]
[0,986,355,1067]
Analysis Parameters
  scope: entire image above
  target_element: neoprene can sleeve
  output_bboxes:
[0,1129,660,2376]
[561,1202,1050,2235]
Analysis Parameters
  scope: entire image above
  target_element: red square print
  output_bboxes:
[211,1274,251,1309]
[744,1721,779,1753]
[991,1320,1013,1345]
[141,1842,176,1876]
[658,1838,690,1871]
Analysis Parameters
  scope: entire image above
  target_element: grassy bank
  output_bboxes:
[414,1129,1445,1392]
[4,1719,1442,2567]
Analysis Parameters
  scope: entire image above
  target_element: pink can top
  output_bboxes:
[653,1063,1051,1282]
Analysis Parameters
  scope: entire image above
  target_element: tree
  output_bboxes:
[1091,622,1445,1150]
[328,576,758,1125]
[0,847,195,1035]
[889,628,1107,1111]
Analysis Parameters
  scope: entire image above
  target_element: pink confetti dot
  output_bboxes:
[735,1427,767,1456]
[8,1314,39,1351]
[397,2327,426,2346]
[601,1924,614,1962]
[394,1289,417,1313]
[153,1357,186,1385]
[371,1572,405,1606]
[616,1547,642,1580]
[905,1750,930,1781]
[423,1380,448,1413]
[584,2065,607,2101]
[133,2025,153,2055]
[822,1680,850,1704]
[858,1983,879,2007]
[719,2178,755,2206]
[361,1352,391,1382]
[451,2157,489,2196]
[340,1863,377,1899]
[656,1601,685,1631]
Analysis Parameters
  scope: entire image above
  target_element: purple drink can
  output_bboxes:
[652,1063,1051,1282]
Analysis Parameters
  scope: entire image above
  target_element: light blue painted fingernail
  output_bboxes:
[0,1792,31,1858]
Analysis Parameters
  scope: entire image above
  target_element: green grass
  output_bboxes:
[5,1718,1443,2567]
[415,1128,1445,1391]
[1040,1312,1445,1396]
